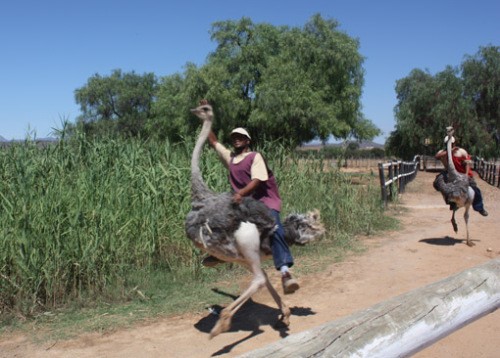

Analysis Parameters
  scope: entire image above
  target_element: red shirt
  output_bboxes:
[451,150,473,177]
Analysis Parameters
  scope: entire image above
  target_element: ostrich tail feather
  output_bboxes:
[283,209,325,246]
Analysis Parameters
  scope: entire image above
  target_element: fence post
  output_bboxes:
[397,161,402,193]
[497,164,500,188]
[489,163,495,185]
[378,157,420,208]
[378,163,387,207]
[388,163,394,199]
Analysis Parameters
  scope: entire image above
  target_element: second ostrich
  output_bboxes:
[433,127,475,246]
[185,101,325,338]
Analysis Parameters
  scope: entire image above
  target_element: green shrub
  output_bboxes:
[0,133,390,318]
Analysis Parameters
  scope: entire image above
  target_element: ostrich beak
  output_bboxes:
[190,108,201,118]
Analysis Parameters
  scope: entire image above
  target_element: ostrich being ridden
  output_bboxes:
[433,127,475,246]
[185,101,325,338]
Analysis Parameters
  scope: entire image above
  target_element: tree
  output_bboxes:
[387,46,500,159]
[153,14,379,147]
[387,69,440,159]
[388,66,485,159]
[462,46,500,158]
[74,69,158,137]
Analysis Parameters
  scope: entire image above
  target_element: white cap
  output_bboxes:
[230,127,251,139]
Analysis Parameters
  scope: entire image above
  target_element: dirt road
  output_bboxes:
[1,171,499,357]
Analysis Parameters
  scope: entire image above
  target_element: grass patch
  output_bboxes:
[0,134,399,342]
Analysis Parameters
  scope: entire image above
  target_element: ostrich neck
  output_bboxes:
[191,118,213,202]
[446,137,459,180]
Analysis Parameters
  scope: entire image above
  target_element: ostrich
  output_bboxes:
[185,101,325,338]
[433,127,475,246]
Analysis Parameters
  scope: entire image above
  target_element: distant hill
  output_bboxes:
[349,140,385,150]
[299,139,385,151]
[0,136,58,147]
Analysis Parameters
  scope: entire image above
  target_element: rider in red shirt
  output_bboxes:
[435,141,488,216]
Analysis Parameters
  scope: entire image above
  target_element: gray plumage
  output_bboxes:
[184,102,325,338]
[433,127,475,246]
[185,103,277,259]
[283,210,324,246]
[185,102,324,261]
[185,193,276,258]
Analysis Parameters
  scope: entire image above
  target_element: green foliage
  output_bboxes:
[70,15,380,147]
[462,45,500,158]
[298,145,385,160]
[387,46,500,160]
[0,135,194,314]
[74,69,158,137]
[152,14,379,147]
[0,134,391,319]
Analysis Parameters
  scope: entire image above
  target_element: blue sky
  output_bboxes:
[1,0,498,143]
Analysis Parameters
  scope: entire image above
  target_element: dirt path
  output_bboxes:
[1,171,499,358]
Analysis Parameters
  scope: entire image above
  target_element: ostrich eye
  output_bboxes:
[202,107,209,112]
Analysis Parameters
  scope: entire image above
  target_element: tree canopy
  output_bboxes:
[74,69,158,137]
[74,15,379,147]
[387,45,500,160]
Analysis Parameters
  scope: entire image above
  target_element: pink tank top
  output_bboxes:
[229,152,282,211]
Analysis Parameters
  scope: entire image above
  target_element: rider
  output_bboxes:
[202,125,300,294]
[435,140,488,216]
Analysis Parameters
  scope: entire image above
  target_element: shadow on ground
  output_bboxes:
[194,288,315,356]
[419,236,469,246]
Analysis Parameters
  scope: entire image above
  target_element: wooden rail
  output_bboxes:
[238,259,500,358]
[378,156,420,206]
[474,157,500,188]
[420,154,445,171]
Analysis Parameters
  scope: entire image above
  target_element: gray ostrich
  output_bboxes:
[433,127,475,246]
[185,101,325,338]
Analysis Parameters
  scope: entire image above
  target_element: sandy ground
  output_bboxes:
[1,171,499,358]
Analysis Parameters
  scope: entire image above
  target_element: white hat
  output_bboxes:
[230,127,251,139]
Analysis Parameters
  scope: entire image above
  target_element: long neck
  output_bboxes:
[446,138,459,178]
[191,119,213,202]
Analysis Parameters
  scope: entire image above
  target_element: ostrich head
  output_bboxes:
[190,100,213,123]
[444,126,456,144]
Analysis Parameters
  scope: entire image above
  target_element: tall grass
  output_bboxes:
[0,134,391,319]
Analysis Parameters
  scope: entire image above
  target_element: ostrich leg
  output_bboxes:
[464,205,474,247]
[451,209,458,233]
[209,223,291,339]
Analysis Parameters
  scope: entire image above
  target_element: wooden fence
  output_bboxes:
[420,154,445,171]
[330,157,385,169]
[474,157,500,187]
[238,258,500,358]
[377,155,420,206]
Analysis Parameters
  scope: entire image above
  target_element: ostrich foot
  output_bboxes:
[466,240,475,247]
[209,309,232,339]
[278,306,291,327]
[451,220,458,233]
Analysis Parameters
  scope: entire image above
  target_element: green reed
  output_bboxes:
[0,135,390,317]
